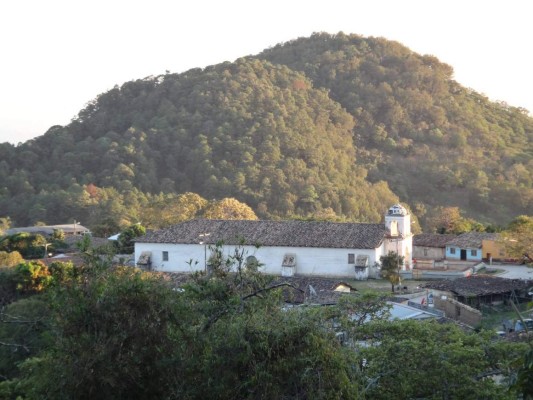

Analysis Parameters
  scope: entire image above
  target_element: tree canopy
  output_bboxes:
[0,242,530,399]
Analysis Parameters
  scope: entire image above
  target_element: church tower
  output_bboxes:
[385,204,411,237]
[384,204,413,269]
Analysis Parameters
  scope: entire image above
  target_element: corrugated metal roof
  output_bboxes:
[5,224,91,236]
[136,219,387,249]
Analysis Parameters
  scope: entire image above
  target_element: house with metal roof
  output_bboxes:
[5,223,91,237]
[134,204,414,280]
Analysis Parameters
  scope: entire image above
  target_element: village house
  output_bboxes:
[445,232,500,262]
[422,275,533,309]
[413,233,457,261]
[135,204,413,280]
[5,223,91,237]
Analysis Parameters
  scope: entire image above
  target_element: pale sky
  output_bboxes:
[1,0,531,144]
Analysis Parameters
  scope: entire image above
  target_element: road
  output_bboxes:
[487,263,533,280]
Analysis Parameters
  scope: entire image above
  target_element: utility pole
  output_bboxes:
[199,232,210,272]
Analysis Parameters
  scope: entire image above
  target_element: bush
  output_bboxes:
[0,250,23,267]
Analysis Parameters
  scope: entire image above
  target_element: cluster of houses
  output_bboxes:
[413,231,507,264]
[134,203,511,281]
[5,206,528,328]
[132,204,533,328]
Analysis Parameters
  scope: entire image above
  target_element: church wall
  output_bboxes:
[135,242,384,279]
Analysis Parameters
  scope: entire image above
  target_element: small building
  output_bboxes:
[413,233,457,261]
[481,235,508,262]
[5,223,91,237]
[445,232,499,262]
[422,275,533,309]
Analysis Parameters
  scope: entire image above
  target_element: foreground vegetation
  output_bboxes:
[0,242,532,399]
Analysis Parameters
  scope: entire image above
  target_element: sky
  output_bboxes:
[1,0,531,145]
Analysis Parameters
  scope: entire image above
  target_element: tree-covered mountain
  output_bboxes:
[256,32,533,224]
[0,32,531,230]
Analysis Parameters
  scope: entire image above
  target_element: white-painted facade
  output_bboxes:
[134,204,413,280]
[384,204,413,268]
[135,242,384,278]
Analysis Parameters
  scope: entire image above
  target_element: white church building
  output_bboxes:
[134,204,413,280]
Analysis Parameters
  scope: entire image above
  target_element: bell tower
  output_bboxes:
[384,204,413,268]
[385,204,411,237]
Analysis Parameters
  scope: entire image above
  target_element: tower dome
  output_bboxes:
[387,204,408,216]
[385,204,411,237]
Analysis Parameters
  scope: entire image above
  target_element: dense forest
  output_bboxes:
[0,32,531,231]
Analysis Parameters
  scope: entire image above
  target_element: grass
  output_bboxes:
[480,302,533,331]
[474,267,506,275]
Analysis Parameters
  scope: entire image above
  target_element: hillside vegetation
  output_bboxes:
[0,32,531,229]
[257,33,533,224]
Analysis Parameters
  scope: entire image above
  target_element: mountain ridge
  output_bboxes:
[0,32,531,229]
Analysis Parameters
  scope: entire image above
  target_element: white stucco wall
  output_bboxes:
[135,242,385,279]
[384,236,412,269]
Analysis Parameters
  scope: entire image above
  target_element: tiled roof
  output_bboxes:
[413,233,457,248]
[270,276,357,305]
[160,273,355,305]
[446,232,499,249]
[136,219,387,249]
[422,275,532,297]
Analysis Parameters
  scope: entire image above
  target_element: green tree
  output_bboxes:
[353,319,526,399]
[0,217,10,236]
[143,192,208,228]
[0,251,23,267]
[202,197,258,220]
[0,297,51,381]
[0,233,48,259]
[379,251,404,293]
[12,261,52,294]
[14,267,179,400]
[11,244,362,399]
[116,223,146,254]
[501,215,533,263]
[426,206,485,234]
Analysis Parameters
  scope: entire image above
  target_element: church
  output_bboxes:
[134,204,413,280]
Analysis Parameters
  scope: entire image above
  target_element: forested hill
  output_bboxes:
[0,58,398,227]
[256,33,533,224]
[0,33,531,229]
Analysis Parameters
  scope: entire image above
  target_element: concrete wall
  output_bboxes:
[413,246,445,261]
[384,236,413,269]
[135,242,383,279]
[434,296,482,327]
[401,268,472,281]
[482,239,506,260]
